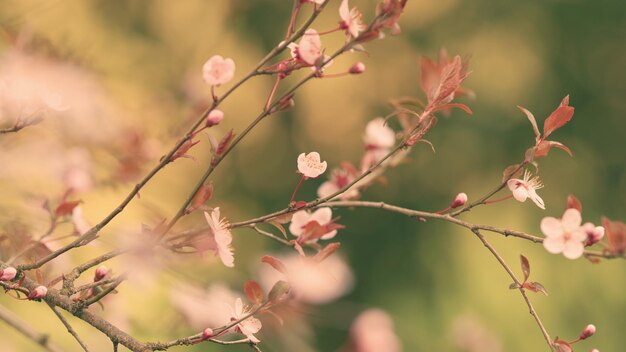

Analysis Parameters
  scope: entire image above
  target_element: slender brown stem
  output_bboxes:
[0,304,63,352]
[46,301,90,352]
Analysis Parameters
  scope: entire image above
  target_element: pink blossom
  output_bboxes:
[203,208,235,268]
[350,309,401,352]
[289,208,337,240]
[339,0,365,38]
[579,324,596,340]
[541,208,587,259]
[202,55,235,86]
[297,152,327,178]
[451,192,468,208]
[259,254,353,305]
[206,109,224,127]
[0,267,17,281]
[171,283,240,329]
[28,285,48,300]
[361,118,396,170]
[582,222,605,246]
[317,163,360,200]
[507,170,545,209]
[349,62,366,74]
[230,298,262,343]
[293,29,322,66]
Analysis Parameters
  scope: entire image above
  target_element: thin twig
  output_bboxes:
[0,304,63,352]
[46,301,90,352]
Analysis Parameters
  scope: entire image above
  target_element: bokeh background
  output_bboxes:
[1,0,625,351]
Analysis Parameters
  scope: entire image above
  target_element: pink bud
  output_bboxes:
[202,327,214,339]
[206,109,224,128]
[579,324,596,340]
[349,62,366,74]
[28,286,48,300]
[590,349,600,352]
[582,223,605,246]
[0,267,17,281]
[94,265,109,282]
[450,192,468,208]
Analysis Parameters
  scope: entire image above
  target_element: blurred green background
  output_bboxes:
[0,0,625,351]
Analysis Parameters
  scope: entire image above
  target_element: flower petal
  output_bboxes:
[561,208,582,231]
[528,189,545,209]
[543,236,564,254]
[562,240,584,259]
[289,210,310,237]
[540,217,563,238]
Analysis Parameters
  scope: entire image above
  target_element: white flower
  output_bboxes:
[317,163,359,200]
[339,0,365,38]
[231,298,262,343]
[204,208,234,267]
[289,208,337,240]
[202,55,235,86]
[507,170,545,209]
[361,118,396,170]
[541,208,587,259]
[297,152,327,178]
[296,29,322,66]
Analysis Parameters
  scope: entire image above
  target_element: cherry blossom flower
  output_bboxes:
[230,297,262,343]
[350,309,401,352]
[202,55,235,86]
[317,162,360,200]
[289,29,323,66]
[0,267,17,281]
[339,0,365,39]
[507,170,545,209]
[297,152,327,178]
[361,118,396,170]
[259,253,353,305]
[202,208,235,267]
[541,208,587,259]
[171,283,240,329]
[289,208,338,241]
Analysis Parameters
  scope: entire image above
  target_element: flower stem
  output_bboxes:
[290,174,307,204]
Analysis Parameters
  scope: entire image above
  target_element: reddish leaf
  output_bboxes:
[299,219,345,243]
[268,280,290,303]
[185,182,214,214]
[269,221,288,239]
[431,103,473,115]
[533,140,572,159]
[566,194,582,212]
[171,138,200,161]
[543,96,574,138]
[602,216,626,256]
[553,339,573,352]
[523,281,549,296]
[244,281,264,305]
[54,200,81,217]
[261,255,288,274]
[216,129,235,156]
[517,105,541,143]
[313,242,341,262]
[520,255,530,282]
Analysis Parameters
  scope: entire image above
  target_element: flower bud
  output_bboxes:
[590,349,600,352]
[582,223,605,246]
[206,110,224,128]
[0,267,17,281]
[28,286,48,300]
[579,324,596,340]
[94,265,109,282]
[450,192,468,208]
[349,62,366,74]
[202,328,214,339]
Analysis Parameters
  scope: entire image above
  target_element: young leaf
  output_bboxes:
[268,280,290,303]
[543,96,574,138]
[566,194,582,212]
[269,221,288,239]
[523,281,549,296]
[216,129,235,156]
[243,280,264,305]
[520,255,530,283]
[517,105,541,143]
[185,182,214,214]
[261,255,288,274]
[54,200,82,217]
[313,242,341,262]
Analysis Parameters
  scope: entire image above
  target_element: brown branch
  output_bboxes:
[469,228,554,351]
[0,304,64,352]
[46,301,90,351]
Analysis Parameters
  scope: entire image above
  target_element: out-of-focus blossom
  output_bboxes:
[259,253,353,305]
[200,208,234,268]
[541,208,588,259]
[317,162,360,200]
[289,208,338,241]
[297,152,327,178]
[452,315,502,352]
[361,118,396,170]
[302,0,325,4]
[61,148,94,193]
[339,0,365,39]
[230,298,263,343]
[203,55,235,86]
[451,192,468,209]
[349,62,366,75]
[71,206,91,236]
[0,267,17,281]
[507,170,545,209]
[350,309,402,352]
[579,324,596,340]
[171,283,240,329]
